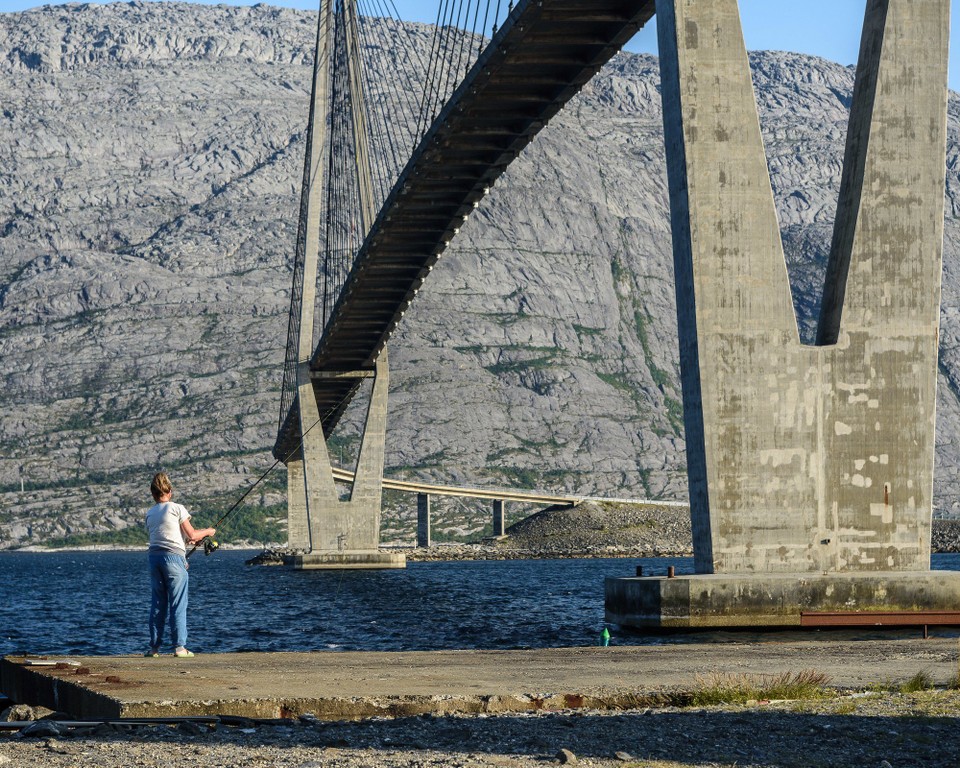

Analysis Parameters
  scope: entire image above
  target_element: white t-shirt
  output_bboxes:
[145,501,191,555]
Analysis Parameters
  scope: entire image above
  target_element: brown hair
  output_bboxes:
[151,472,173,502]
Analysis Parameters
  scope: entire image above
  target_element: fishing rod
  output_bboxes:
[185,390,350,559]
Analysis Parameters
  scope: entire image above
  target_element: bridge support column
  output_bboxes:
[492,499,506,538]
[292,350,404,570]
[606,0,960,628]
[417,493,431,548]
[286,458,310,551]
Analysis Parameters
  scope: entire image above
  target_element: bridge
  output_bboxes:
[274,0,659,566]
[271,0,954,614]
[326,464,688,546]
[274,0,655,452]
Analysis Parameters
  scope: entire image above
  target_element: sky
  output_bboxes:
[1,0,959,88]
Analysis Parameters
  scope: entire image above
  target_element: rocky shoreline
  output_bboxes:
[247,502,960,565]
[9,502,960,559]
[932,518,960,553]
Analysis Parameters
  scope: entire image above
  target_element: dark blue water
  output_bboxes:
[1,552,958,657]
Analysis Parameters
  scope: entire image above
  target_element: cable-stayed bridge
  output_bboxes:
[266,0,959,632]
[275,0,657,567]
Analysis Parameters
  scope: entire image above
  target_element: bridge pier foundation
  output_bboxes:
[289,351,404,570]
[416,493,431,548]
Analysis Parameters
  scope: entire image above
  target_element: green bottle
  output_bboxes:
[600,627,610,647]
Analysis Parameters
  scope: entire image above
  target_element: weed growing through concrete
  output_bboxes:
[690,669,832,706]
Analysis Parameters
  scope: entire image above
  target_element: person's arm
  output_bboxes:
[181,518,216,545]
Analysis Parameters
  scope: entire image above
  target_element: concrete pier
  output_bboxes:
[606,572,960,628]
[606,0,957,628]
[4,638,958,720]
[289,354,404,570]
[492,499,506,537]
[417,492,431,547]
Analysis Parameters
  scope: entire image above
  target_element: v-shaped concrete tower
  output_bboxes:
[607,0,960,627]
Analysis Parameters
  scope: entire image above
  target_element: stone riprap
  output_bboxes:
[3,3,960,550]
[247,504,960,560]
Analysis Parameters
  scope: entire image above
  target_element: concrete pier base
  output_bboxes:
[606,571,960,629]
[293,551,406,570]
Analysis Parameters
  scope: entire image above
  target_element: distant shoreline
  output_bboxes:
[6,514,960,556]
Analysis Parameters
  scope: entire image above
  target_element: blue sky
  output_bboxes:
[2,0,959,88]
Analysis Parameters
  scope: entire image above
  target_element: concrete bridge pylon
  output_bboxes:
[282,0,403,570]
[607,0,960,627]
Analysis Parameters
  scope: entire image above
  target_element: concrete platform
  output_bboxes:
[605,571,960,629]
[291,551,406,569]
[3,639,960,720]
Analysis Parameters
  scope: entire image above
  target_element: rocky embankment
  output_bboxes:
[249,502,960,564]
[409,501,692,561]
[932,519,960,553]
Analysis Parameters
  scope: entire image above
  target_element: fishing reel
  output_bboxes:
[202,537,220,556]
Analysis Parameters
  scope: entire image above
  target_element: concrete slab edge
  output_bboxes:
[1,656,680,720]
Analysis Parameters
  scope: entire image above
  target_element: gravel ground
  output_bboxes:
[3,690,960,768]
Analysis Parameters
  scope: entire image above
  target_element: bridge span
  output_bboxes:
[329,465,688,546]
[276,0,662,566]
[274,0,657,459]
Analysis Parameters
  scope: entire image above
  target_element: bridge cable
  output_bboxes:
[279,4,338,432]
[355,5,403,205]
[477,0,495,57]
[323,7,357,332]
[380,0,434,149]
[426,0,460,132]
[433,0,461,123]
[418,0,449,135]
[359,0,425,198]
[414,0,447,141]
[439,0,464,108]
[449,0,476,95]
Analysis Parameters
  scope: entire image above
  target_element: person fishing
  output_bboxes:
[144,472,215,658]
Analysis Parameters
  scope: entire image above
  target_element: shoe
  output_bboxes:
[174,648,195,658]
[144,648,160,658]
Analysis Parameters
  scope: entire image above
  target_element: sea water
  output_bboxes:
[0,551,958,657]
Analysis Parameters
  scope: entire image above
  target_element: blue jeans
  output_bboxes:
[149,551,189,650]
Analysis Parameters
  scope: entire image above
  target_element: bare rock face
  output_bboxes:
[1,2,960,549]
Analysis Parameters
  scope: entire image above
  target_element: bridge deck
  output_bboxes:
[275,0,657,458]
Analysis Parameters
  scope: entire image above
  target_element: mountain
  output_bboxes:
[2,2,960,549]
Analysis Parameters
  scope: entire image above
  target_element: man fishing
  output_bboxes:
[144,472,216,658]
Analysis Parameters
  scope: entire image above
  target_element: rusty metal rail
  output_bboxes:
[801,610,960,638]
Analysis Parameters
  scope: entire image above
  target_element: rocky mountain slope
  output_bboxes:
[2,2,960,548]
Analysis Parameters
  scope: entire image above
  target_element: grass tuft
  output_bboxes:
[690,669,832,706]
[899,670,935,693]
